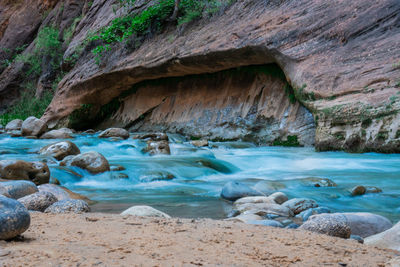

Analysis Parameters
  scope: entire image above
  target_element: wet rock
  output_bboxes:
[0,187,11,198]
[38,184,70,201]
[5,119,22,131]
[39,141,80,161]
[286,223,300,229]
[40,128,73,139]
[18,191,58,212]
[350,235,364,244]
[351,185,366,196]
[9,130,21,137]
[225,213,264,223]
[21,116,47,137]
[234,196,276,206]
[299,213,351,238]
[45,199,90,214]
[99,128,129,139]
[0,160,50,185]
[196,159,234,174]
[220,181,263,201]
[365,186,382,194]
[302,177,337,187]
[365,221,400,251]
[121,206,171,218]
[0,181,38,199]
[111,173,129,179]
[0,195,30,240]
[61,151,110,174]
[226,209,240,218]
[139,171,174,182]
[269,192,288,204]
[297,207,331,221]
[191,140,209,147]
[247,219,284,228]
[110,165,126,171]
[341,212,392,238]
[237,203,293,217]
[282,198,318,215]
[133,133,169,141]
[144,140,171,155]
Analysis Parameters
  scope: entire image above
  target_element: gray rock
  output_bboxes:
[0,186,11,198]
[38,184,71,201]
[40,128,73,139]
[247,219,284,227]
[21,116,47,137]
[225,213,264,223]
[220,181,263,201]
[365,221,400,251]
[236,203,292,217]
[0,160,50,185]
[282,198,318,215]
[9,130,21,137]
[302,177,337,187]
[351,185,366,196]
[0,195,30,240]
[99,128,129,139]
[39,141,80,160]
[18,191,58,212]
[269,192,288,204]
[234,196,276,205]
[45,199,90,214]
[0,181,38,199]
[298,207,331,221]
[191,140,209,147]
[60,151,110,174]
[5,119,23,131]
[341,212,392,238]
[121,206,171,218]
[299,213,351,238]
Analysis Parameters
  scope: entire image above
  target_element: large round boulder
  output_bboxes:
[365,221,400,251]
[5,119,23,131]
[40,128,73,139]
[299,213,351,238]
[341,212,392,238]
[99,128,129,139]
[21,116,47,137]
[0,160,50,185]
[44,199,90,214]
[121,206,171,218]
[60,151,110,174]
[0,180,38,199]
[0,195,30,240]
[282,198,318,215]
[18,191,58,212]
[220,181,263,201]
[39,141,80,161]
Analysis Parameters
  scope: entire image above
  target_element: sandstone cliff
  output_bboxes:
[0,0,399,152]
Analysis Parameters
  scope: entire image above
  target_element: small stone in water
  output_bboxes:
[351,185,366,196]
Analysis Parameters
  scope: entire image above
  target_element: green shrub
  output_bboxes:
[273,135,301,147]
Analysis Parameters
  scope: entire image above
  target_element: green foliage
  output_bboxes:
[272,135,301,147]
[0,45,27,68]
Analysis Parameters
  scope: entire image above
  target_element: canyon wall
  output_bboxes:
[0,0,399,152]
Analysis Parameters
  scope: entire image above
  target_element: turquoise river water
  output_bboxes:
[0,133,399,222]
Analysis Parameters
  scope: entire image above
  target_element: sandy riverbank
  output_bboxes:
[0,212,398,267]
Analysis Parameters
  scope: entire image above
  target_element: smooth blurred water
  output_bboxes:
[1,133,399,221]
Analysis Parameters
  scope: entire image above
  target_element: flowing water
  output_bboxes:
[1,133,400,222]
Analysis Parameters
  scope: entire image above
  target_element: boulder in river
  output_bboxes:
[110,165,126,171]
[132,133,169,141]
[302,177,337,187]
[60,151,110,174]
[0,180,38,199]
[365,186,382,194]
[268,192,288,204]
[39,141,80,160]
[365,221,400,251]
[220,181,264,201]
[299,213,351,238]
[340,212,392,238]
[0,160,50,185]
[99,128,129,139]
[121,205,171,218]
[0,195,30,240]
[351,185,366,196]
[21,116,47,137]
[282,198,318,215]
[191,140,209,147]
[45,199,90,214]
[18,191,58,212]
[144,140,171,155]
[234,196,276,205]
[5,119,23,131]
[40,128,73,139]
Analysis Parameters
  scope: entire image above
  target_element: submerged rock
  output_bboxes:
[0,160,50,185]
[139,171,175,182]
[299,213,351,238]
[144,140,171,155]
[21,116,47,137]
[40,128,73,139]
[282,198,318,215]
[351,185,366,196]
[45,199,90,214]
[0,195,30,240]
[39,141,80,160]
[220,181,263,201]
[0,180,38,199]
[99,128,129,139]
[18,191,58,212]
[60,151,110,174]
[5,119,23,131]
[365,221,400,251]
[121,206,171,218]
[110,165,126,171]
[365,186,382,194]
[253,181,286,195]
[302,177,337,187]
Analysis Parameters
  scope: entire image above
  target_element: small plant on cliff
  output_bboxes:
[272,135,301,147]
